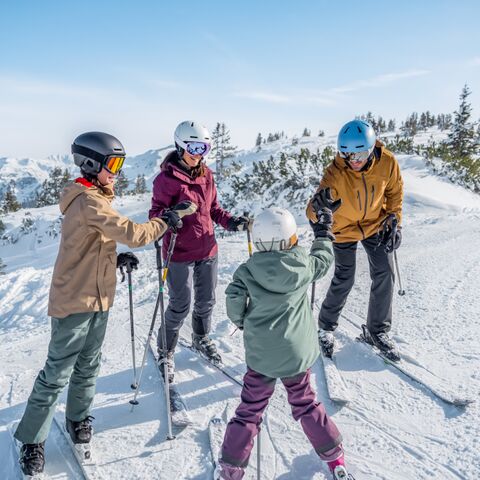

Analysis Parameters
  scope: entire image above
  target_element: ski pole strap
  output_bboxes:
[119,265,126,283]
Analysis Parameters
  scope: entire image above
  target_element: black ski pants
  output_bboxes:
[318,233,394,334]
[158,255,218,352]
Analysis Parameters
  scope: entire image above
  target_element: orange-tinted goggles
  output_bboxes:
[105,156,125,174]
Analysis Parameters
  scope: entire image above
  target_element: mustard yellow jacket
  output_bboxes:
[306,141,403,243]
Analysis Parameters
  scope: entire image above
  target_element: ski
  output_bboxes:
[178,337,243,388]
[340,312,474,407]
[52,413,94,479]
[8,419,88,480]
[318,353,350,404]
[208,417,225,480]
[147,339,193,429]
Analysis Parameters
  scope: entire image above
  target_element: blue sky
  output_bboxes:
[0,0,479,157]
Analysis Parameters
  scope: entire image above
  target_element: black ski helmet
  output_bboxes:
[72,132,126,176]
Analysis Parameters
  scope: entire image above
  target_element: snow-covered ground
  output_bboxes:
[1,149,480,479]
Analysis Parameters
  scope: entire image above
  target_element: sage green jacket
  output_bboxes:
[225,239,333,379]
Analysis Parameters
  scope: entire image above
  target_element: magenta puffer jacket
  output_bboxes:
[149,151,233,262]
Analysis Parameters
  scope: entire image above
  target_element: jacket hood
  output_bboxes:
[245,247,310,294]
[59,183,92,214]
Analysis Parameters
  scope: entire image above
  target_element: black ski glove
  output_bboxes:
[378,214,402,253]
[310,208,335,241]
[160,209,182,231]
[117,252,139,281]
[311,187,342,214]
[227,215,251,232]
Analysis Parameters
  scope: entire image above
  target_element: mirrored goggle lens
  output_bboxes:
[185,142,211,156]
[339,149,371,163]
[105,156,125,174]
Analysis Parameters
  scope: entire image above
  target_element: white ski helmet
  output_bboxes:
[252,208,298,252]
[174,121,211,156]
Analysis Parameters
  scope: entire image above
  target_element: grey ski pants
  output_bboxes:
[14,311,109,444]
[319,233,395,334]
[158,255,218,352]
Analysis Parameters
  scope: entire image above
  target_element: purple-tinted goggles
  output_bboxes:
[186,141,211,156]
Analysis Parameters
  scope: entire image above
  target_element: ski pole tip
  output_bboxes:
[129,399,139,406]
[130,383,138,390]
[398,289,406,296]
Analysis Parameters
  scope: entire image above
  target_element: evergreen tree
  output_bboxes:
[36,167,71,207]
[0,257,6,275]
[318,130,325,137]
[211,122,237,180]
[1,184,21,213]
[387,119,396,132]
[446,84,478,158]
[302,128,311,137]
[115,171,129,197]
[134,174,147,194]
[255,133,263,148]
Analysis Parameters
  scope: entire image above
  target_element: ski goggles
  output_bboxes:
[339,148,373,164]
[185,141,211,156]
[104,155,125,174]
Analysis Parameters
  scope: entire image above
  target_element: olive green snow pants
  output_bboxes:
[14,311,109,444]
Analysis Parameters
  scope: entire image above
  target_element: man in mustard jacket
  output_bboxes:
[14,132,196,477]
[307,120,403,362]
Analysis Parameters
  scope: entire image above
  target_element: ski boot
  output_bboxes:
[157,349,175,383]
[19,442,45,477]
[192,333,222,365]
[318,329,335,358]
[65,416,94,462]
[327,456,356,480]
[361,324,401,362]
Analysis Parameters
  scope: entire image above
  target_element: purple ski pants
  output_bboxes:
[220,367,342,473]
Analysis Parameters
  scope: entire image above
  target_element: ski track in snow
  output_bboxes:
[1,159,480,478]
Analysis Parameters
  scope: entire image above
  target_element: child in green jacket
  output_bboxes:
[218,207,353,480]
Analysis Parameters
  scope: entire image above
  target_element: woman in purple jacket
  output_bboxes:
[149,121,249,382]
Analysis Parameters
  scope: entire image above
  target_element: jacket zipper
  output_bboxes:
[370,185,375,207]
[357,191,362,211]
[361,174,368,220]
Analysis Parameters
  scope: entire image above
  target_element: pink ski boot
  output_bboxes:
[327,454,355,479]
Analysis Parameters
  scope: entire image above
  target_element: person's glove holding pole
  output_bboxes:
[378,213,402,253]
[160,201,198,232]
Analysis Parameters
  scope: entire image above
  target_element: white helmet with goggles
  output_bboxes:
[174,121,212,157]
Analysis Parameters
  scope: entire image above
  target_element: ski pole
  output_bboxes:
[389,217,406,296]
[244,210,253,258]
[130,234,178,442]
[126,262,138,390]
[243,210,261,479]
[394,250,405,296]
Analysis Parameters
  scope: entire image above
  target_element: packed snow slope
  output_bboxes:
[1,143,479,479]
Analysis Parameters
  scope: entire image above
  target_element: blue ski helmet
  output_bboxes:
[337,120,376,154]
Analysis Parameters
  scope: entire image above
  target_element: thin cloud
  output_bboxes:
[330,69,430,94]
[233,69,430,106]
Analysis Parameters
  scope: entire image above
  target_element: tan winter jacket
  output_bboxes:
[48,179,167,318]
[306,141,403,243]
